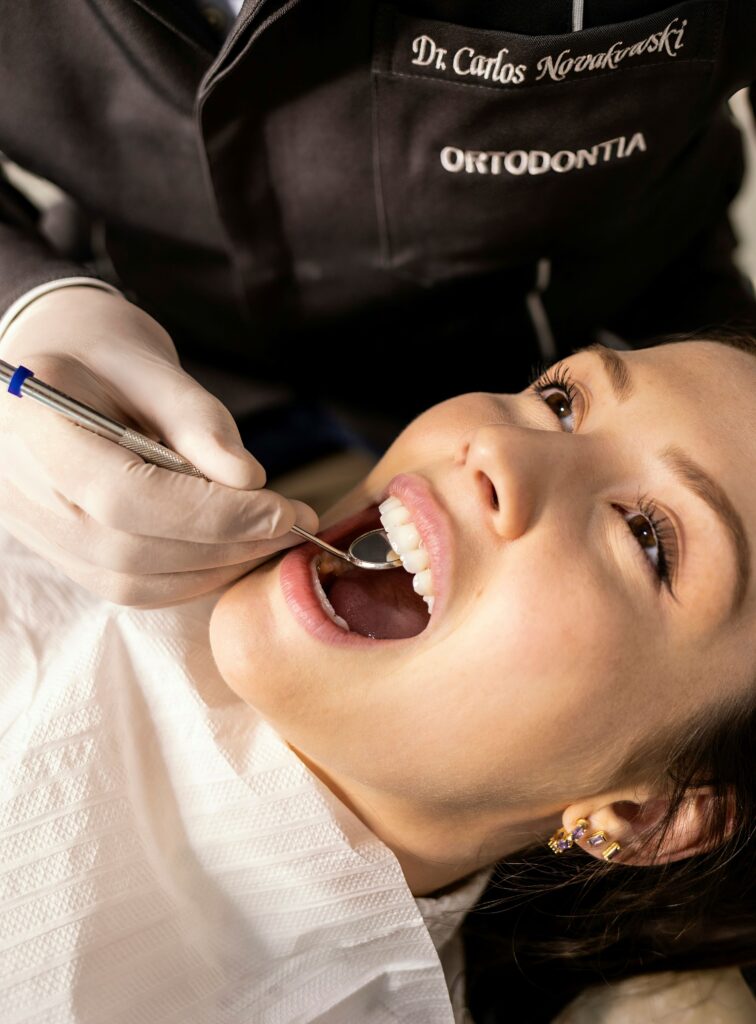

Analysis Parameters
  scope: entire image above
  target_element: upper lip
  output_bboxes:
[377,472,453,624]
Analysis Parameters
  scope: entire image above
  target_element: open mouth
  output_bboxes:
[280,473,450,647]
[312,506,431,640]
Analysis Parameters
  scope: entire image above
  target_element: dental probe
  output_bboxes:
[0,359,401,571]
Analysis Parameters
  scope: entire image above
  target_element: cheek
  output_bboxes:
[391,566,644,794]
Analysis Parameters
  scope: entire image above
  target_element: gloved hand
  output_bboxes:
[0,285,319,607]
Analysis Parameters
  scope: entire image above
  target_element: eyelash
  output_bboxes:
[528,364,677,591]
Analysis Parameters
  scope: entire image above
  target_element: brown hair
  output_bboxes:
[461,329,756,1022]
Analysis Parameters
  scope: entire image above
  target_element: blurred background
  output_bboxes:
[729,88,756,286]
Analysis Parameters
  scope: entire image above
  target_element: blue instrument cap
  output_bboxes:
[7,365,35,397]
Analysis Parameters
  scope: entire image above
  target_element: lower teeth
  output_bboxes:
[317,552,350,577]
[310,559,350,631]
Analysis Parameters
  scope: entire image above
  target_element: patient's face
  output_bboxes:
[210,341,755,821]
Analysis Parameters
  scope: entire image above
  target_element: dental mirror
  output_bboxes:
[290,524,402,570]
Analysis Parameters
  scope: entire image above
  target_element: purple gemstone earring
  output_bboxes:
[571,818,590,841]
[547,827,573,854]
[548,818,622,861]
[586,830,608,848]
[585,830,623,861]
[547,817,591,854]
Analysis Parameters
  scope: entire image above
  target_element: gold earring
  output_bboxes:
[586,831,623,861]
[570,818,590,840]
[602,841,622,862]
[547,827,573,854]
[548,820,622,862]
[547,817,591,854]
[585,829,608,848]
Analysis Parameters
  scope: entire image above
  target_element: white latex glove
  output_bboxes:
[0,286,319,608]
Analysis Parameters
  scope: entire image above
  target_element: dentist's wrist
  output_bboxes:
[0,277,124,344]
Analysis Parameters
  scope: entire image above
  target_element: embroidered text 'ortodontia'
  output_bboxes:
[439,132,648,176]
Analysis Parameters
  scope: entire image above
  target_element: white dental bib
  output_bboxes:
[0,527,492,1024]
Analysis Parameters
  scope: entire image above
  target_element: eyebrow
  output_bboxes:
[574,343,751,617]
[580,341,634,402]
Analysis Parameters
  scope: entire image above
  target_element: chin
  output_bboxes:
[208,556,285,705]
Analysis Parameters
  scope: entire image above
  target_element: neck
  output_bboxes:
[288,745,563,897]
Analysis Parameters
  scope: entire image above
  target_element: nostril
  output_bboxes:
[477,471,499,511]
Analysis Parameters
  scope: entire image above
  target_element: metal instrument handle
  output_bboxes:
[118,428,208,478]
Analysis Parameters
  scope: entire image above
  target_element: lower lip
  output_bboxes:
[279,505,420,649]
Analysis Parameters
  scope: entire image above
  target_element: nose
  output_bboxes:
[454,423,564,541]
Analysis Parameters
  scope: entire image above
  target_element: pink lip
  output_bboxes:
[279,472,453,648]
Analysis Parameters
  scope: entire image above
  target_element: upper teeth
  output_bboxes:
[379,496,435,614]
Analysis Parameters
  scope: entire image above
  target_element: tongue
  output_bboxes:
[327,567,430,639]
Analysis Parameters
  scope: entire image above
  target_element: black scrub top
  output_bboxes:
[0,0,755,427]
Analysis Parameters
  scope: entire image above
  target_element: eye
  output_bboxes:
[528,364,678,593]
[612,499,676,591]
[529,364,578,432]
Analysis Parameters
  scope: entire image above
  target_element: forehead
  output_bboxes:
[569,340,756,428]
[605,338,754,391]
[642,337,754,377]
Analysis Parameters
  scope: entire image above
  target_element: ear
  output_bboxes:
[562,786,736,867]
